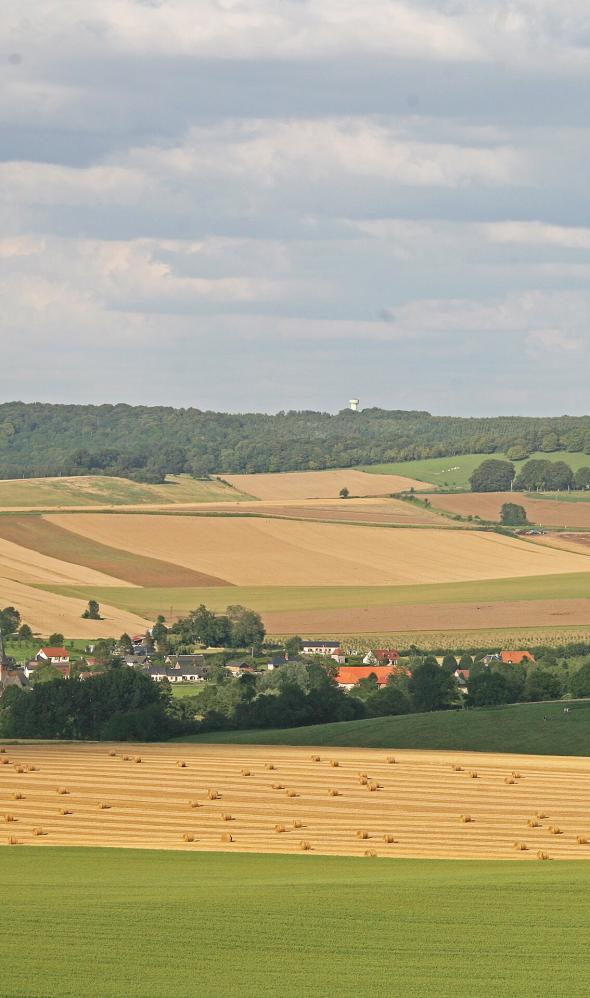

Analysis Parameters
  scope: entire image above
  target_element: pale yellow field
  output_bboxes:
[2,743,590,860]
[222,468,431,500]
[0,578,148,638]
[0,535,132,588]
[49,514,590,587]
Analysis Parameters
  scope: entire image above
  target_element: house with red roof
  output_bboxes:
[500,651,535,665]
[336,666,395,690]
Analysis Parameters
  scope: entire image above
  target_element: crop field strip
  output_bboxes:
[0,514,230,587]
[0,474,251,509]
[221,468,432,499]
[42,513,590,587]
[425,491,590,528]
[2,743,590,860]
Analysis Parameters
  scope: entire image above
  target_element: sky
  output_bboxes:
[3,1,590,416]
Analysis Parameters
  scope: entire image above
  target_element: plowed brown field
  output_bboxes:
[2,743,590,859]
[46,515,590,587]
[427,492,590,528]
[223,469,431,500]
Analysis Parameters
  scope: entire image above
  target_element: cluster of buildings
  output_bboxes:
[0,629,536,697]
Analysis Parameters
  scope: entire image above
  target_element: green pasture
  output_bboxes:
[360,451,590,490]
[43,571,590,619]
[3,848,590,997]
[181,699,590,755]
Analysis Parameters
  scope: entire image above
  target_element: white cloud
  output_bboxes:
[486,221,590,250]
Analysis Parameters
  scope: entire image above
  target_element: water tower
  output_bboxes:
[349,398,359,412]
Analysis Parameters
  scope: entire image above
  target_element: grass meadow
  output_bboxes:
[45,571,590,617]
[360,451,590,490]
[180,699,590,755]
[3,848,590,997]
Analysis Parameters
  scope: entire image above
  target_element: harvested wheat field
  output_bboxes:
[0,533,133,588]
[2,743,590,859]
[0,578,148,637]
[0,474,248,511]
[46,515,590,587]
[222,469,431,500]
[426,492,590,529]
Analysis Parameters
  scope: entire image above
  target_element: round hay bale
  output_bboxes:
[328,789,340,797]
[182,833,194,842]
[356,830,369,839]
[459,814,473,823]
[274,824,286,833]
[364,849,377,857]
[298,840,311,851]
[221,832,233,843]
[292,819,303,829]
[207,789,220,800]
[12,793,25,801]
[383,834,395,843]
[577,835,588,845]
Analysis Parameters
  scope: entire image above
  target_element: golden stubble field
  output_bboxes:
[222,468,432,500]
[46,514,590,587]
[2,743,590,860]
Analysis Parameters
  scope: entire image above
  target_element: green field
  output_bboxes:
[179,700,590,755]
[0,474,249,509]
[43,571,590,618]
[3,848,590,997]
[360,451,590,490]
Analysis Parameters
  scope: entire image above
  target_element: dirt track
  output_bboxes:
[2,743,590,859]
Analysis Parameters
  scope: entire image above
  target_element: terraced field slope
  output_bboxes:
[2,742,590,860]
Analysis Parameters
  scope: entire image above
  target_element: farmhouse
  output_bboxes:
[36,646,70,666]
[363,648,400,666]
[225,661,256,677]
[147,662,209,683]
[500,650,535,665]
[335,666,394,690]
[302,641,341,656]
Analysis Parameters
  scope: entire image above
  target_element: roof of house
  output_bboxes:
[147,664,207,678]
[374,648,400,659]
[38,647,69,658]
[455,669,470,679]
[500,651,535,664]
[336,666,394,686]
[303,640,340,647]
[165,655,206,668]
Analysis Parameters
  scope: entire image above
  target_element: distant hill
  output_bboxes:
[1,401,590,480]
[178,699,590,756]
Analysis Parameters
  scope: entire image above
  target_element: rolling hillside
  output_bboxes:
[180,700,590,756]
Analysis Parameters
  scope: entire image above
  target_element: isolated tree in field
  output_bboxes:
[48,632,65,647]
[82,600,102,620]
[339,487,350,498]
[500,502,527,526]
[469,460,514,492]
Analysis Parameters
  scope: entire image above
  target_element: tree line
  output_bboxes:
[3,402,590,480]
[470,458,590,493]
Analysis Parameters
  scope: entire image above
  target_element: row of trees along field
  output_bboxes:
[3,402,590,479]
[3,639,590,740]
[470,458,590,492]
